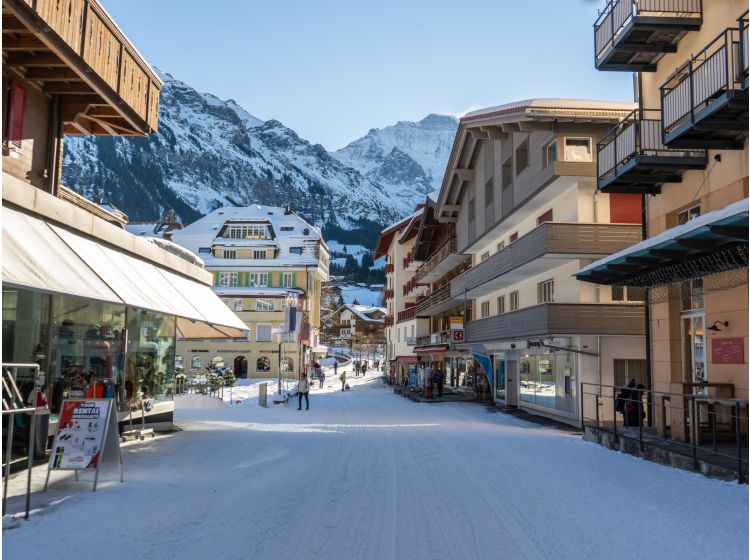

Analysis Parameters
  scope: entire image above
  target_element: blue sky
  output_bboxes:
[105,0,632,150]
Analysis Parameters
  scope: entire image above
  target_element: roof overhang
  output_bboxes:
[576,199,749,287]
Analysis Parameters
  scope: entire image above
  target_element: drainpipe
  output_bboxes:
[642,193,653,427]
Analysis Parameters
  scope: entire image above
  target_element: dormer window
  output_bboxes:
[223,224,271,239]
[290,247,303,255]
[280,226,294,232]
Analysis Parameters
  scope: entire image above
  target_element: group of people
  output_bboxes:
[423,366,445,399]
[298,359,363,408]
[615,379,645,428]
[352,360,368,377]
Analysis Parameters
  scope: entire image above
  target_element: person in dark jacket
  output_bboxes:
[435,368,444,398]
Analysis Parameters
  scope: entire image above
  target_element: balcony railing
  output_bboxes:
[451,222,642,299]
[465,303,645,343]
[414,284,457,316]
[414,236,463,283]
[397,306,416,322]
[594,0,702,71]
[6,0,161,134]
[660,20,749,149]
[384,263,394,274]
[384,289,394,301]
[415,330,451,347]
[597,108,707,193]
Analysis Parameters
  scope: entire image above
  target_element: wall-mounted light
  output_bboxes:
[707,320,729,332]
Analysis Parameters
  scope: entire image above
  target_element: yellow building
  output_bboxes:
[172,206,329,378]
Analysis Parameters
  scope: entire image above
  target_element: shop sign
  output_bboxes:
[450,316,464,330]
[45,399,123,492]
[712,337,744,365]
[452,330,464,341]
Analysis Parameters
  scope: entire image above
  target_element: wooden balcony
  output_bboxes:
[465,303,645,343]
[397,305,416,323]
[594,0,702,72]
[3,0,161,135]
[414,284,460,317]
[451,222,643,299]
[597,108,707,194]
[660,19,749,150]
[413,236,466,284]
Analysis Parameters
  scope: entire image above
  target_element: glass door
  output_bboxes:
[682,314,706,390]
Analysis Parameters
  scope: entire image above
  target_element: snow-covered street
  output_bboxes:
[3,367,748,560]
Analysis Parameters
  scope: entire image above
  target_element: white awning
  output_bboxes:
[2,206,247,335]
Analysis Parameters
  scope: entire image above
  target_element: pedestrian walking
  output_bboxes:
[297,372,310,411]
[314,362,324,389]
[436,368,444,398]
[334,361,338,378]
[339,370,347,391]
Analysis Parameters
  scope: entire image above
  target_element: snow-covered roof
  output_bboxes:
[171,206,328,269]
[462,98,636,122]
[339,304,386,323]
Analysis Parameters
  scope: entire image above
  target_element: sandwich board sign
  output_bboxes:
[44,398,123,492]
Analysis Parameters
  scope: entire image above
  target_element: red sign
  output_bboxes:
[452,330,464,341]
[711,337,745,365]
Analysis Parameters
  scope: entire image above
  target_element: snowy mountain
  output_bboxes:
[62,71,400,242]
[333,114,458,207]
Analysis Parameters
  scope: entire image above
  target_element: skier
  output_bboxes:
[297,372,310,411]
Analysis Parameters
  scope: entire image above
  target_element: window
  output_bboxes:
[515,138,529,176]
[223,224,271,239]
[510,291,519,311]
[198,247,211,254]
[509,232,518,244]
[613,359,648,388]
[7,82,27,153]
[497,295,506,314]
[481,252,490,262]
[248,273,268,287]
[677,205,700,225]
[543,138,557,167]
[280,357,294,374]
[256,355,271,372]
[221,298,243,311]
[563,138,592,162]
[537,279,554,303]
[290,247,303,255]
[280,226,294,232]
[497,241,505,252]
[468,197,476,222]
[501,156,512,189]
[537,209,553,225]
[256,324,272,342]
[612,285,646,302]
[485,179,494,206]
[223,249,237,259]
[252,250,266,259]
[282,273,294,288]
[256,298,274,311]
[219,272,238,287]
[481,301,490,318]
[191,356,202,370]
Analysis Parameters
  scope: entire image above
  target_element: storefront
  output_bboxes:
[2,201,247,436]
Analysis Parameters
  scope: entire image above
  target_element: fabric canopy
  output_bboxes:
[176,319,247,340]
[2,206,247,336]
[469,344,493,384]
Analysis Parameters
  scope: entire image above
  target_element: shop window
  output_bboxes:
[536,209,553,225]
[219,272,238,287]
[519,352,575,412]
[481,301,490,318]
[563,137,592,162]
[256,298,274,312]
[537,279,554,303]
[125,308,176,403]
[256,324,272,342]
[515,138,529,176]
[510,291,519,311]
[7,82,27,153]
[497,295,505,314]
[543,138,557,167]
[256,355,271,373]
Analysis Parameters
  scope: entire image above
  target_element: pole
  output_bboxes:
[277,340,282,395]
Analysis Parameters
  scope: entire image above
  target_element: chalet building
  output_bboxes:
[375,208,428,384]
[171,207,329,379]
[1,0,246,438]
[430,98,647,424]
[333,304,386,340]
[578,1,749,451]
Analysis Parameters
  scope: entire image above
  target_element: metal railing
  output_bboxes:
[415,330,451,347]
[582,382,748,483]
[741,11,749,88]
[597,108,706,180]
[2,363,41,520]
[414,284,453,315]
[397,306,416,322]
[661,23,747,134]
[414,236,457,283]
[594,0,702,62]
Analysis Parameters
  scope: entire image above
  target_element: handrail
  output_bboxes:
[661,24,747,133]
[2,363,42,520]
[581,382,747,483]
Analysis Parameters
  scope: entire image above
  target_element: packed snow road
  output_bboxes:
[4,368,748,560]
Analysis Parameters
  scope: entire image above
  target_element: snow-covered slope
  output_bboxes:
[62,71,400,230]
[333,114,458,208]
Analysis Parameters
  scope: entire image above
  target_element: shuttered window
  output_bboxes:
[7,82,27,152]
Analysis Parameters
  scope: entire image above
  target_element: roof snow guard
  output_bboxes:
[576,199,748,287]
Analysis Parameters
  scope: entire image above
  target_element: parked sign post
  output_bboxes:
[44,398,123,492]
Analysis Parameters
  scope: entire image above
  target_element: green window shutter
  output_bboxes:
[291,273,297,288]
[213,272,220,286]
